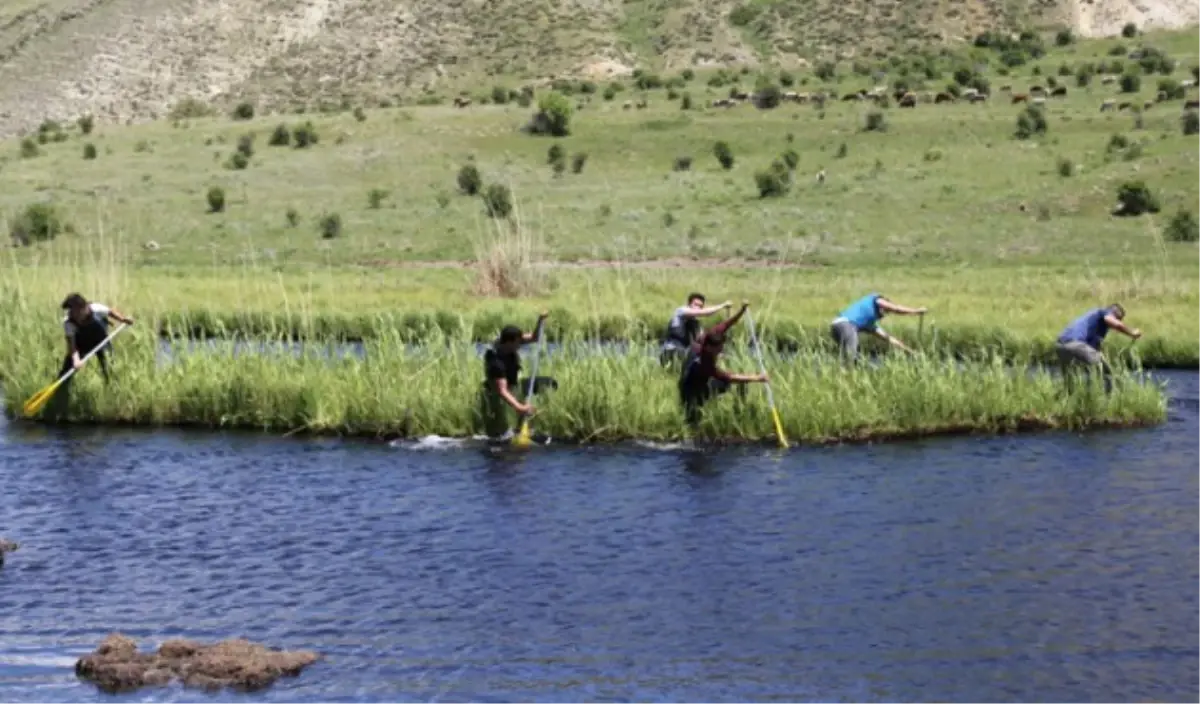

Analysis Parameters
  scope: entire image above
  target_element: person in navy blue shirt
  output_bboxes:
[829,293,927,364]
[1056,303,1141,392]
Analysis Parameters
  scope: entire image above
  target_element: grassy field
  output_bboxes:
[0,29,1195,437]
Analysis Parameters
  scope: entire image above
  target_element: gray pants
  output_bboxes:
[830,320,860,364]
[1055,341,1113,392]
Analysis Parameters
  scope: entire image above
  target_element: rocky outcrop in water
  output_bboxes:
[75,633,320,693]
[0,538,17,567]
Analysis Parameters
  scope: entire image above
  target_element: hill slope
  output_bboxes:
[0,0,1195,137]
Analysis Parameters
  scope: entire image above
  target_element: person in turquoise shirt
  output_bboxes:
[829,293,927,364]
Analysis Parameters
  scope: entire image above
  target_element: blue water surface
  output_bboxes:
[0,373,1196,703]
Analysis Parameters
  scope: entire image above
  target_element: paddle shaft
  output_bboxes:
[523,318,546,403]
[744,311,777,411]
[56,322,128,387]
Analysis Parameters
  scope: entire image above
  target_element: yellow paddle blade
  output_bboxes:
[771,408,789,449]
[22,381,61,417]
[511,419,532,447]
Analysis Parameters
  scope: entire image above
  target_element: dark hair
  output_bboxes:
[687,292,705,305]
[61,293,88,309]
[1109,303,1126,318]
[497,325,523,345]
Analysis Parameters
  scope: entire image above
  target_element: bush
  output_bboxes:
[1107,133,1131,154]
[570,152,588,174]
[1121,22,1137,38]
[483,183,513,219]
[77,114,94,135]
[779,70,795,87]
[526,92,572,137]
[864,110,887,132]
[1055,28,1074,46]
[1120,72,1140,93]
[602,86,617,101]
[1184,110,1199,136]
[754,160,791,198]
[226,152,249,170]
[268,124,290,146]
[551,158,566,177]
[680,93,693,110]
[1115,180,1159,216]
[516,92,533,108]
[754,80,782,109]
[1164,209,1199,242]
[681,68,695,81]
[713,141,734,169]
[673,155,693,171]
[836,142,848,158]
[82,143,97,160]
[20,137,39,158]
[353,106,367,122]
[547,143,565,165]
[285,208,299,227]
[206,187,225,213]
[236,133,255,158]
[368,188,388,209]
[492,86,510,104]
[8,202,65,245]
[1158,78,1185,100]
[319,212,342,238]
[293,121,318,148]
[815,61,837,81]
[1015,106,1048,139]
[231,102,255,120]
[781,149,799,170]
[1057,156,1074,177]
[1075,65,1094,87]
[457,163,482,195]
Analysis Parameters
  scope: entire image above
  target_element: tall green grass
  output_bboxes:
[0,317,1167,443]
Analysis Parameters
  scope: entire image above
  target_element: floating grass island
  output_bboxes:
[1,324,1167,444]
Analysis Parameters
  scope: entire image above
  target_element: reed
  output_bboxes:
[1,316,1167,443]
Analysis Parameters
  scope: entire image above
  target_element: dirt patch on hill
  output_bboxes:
[75,633,320,694]
[358,257,823,270]
[1070,0,1198,37]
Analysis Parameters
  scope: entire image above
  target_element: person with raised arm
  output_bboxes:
[678,300,768,426]
[478,311,557,440]
[1055,303,1141,393]
[659,292,733,366]
[829,293,927,365]
[58,293,134,387]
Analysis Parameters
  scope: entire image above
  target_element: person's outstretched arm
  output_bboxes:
[877,298,927,317]
[522,310,550,344]
[1103,313,1141,340]
[680,301,732,318]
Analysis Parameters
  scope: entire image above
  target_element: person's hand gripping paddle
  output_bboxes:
[512,314,547,448]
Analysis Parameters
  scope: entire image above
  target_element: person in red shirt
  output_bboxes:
[678,301,768,426]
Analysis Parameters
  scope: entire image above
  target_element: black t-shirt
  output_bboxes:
[484,348,520,389]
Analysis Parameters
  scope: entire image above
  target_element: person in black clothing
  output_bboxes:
[479,311,557,439]
[58,293,134,388]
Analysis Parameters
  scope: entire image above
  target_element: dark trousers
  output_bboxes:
[680,377,745,426]
[479,376,559,438]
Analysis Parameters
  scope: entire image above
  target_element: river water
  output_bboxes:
[0,373,1196,702]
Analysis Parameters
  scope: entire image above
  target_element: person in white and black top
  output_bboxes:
[59,293,134,386]
[659,292,732,367]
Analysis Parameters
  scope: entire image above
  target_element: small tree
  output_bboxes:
[77,114,95,135]
[713,141,734,169]
[483,183,513,218]
[864,110,887,132]
[1164,209,1199,242]
[236,133,255,158]
[754,160,792,198]
[1055,28,1074,46]
[83,143,98,160]
[1183,110,1199,136]
[1119,72,1141,93]
[319,212,342,238]
[8,202,65,245]
[206,187,226,213]
[547,143,565,165]
[571,152,588,174]
[292,121,318,148]
[457,163,482,195]
[1015,106,1048,139]
[781,149,799,170]
[268,124,290,146]
[1121,22,1137,38]
[231,102,255,120]
[1115,180,1160,216]
[1158,78,1185,100]
[526,91,572,137]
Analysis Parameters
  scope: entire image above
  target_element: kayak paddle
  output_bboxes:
[745,310,789,449]
[23,322,128,417]
[512,316,546,448]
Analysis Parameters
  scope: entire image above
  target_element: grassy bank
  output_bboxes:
[0,318,1168,443]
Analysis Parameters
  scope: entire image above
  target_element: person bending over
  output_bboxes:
[1055,303,1141,393]
[479,312,557,439]
[829,292,927,365]
[58,293,134,388]
[679,301,768,426]
[660,292,732,367]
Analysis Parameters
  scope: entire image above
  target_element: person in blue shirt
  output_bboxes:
[1055,303,1141,392]
[829,293,927,364]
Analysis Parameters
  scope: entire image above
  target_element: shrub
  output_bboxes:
[634,72,663,90]
[923,148,943,162]
[1058,63,1073,76]
[285,208,299,227]
[713,141,734,169]
[547,143,565,165]
[1158,78,1185,100]
[1120,72,1140,93]
[815,61,837,81]
[1055,28,1074,46]
[864,110,887,132]
[551,158,566,177]
[673,155,693,171]
[602,86,617,101]
[781,149,799,170]
[353,106,367,122]
[1115,180,1159,216]
[368,188,388,209]
[1015,106,1048,139]
[492,86,510,104]
[754,80,782,109]
[570,152,588,174]
[268,124,290,146]
[1138,47,1174,75]
[1057,156,1074,177]
[83,143,97,160]
[8,202,65,245]
[457,163,482,195]
[77,114,94,135]
[1107,133,1131,153]
[754,159,791,198]
[236,133,255,158]
[292,121,318,148]
[516,92,533,108]
[170,97,215,120]
[231,102,255,120]
[1164,209,1199,242]
[681,68,695,81]
[1183,110,1199,136]
[19,137,39,158]
[680,92,693,110]
[319,212,342,238]
[1075,65,1094,87]
[779,70,795,87]
[836,142,848,158]
[525,91,572,137]
[226,152,249,170]
[1121,22,1137,38]
[483,183,513,219]
[206,186,225,213]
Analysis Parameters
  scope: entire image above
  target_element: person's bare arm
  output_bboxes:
[1104,313,1141,339]
[873,329,914,353]
[521,310,549,344]
[494,378,532,415]
[727,372,769,383]
[876,298,928,316]
[680,301,732,318]
[65,334,81,368]
[107,307,134,325]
